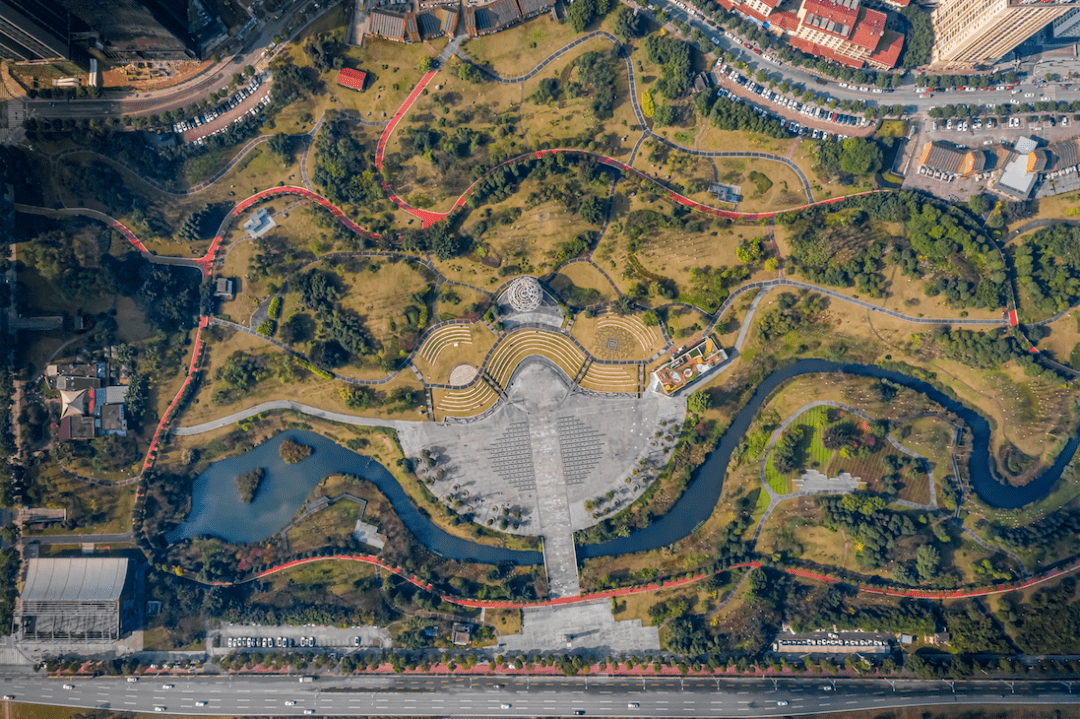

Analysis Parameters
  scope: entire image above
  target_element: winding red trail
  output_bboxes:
[207,553,1080,606]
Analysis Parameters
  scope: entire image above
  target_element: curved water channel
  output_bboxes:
[172,360,1080,566]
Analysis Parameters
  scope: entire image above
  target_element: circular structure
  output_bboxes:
[506,276,543,313]
[448,363,479,386]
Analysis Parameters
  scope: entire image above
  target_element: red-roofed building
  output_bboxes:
[719,0,904,68]
[337,67,367,92]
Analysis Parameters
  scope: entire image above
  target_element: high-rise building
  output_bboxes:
[0,0,70,61]
[931,0,1075,69]
[54,0,225,61]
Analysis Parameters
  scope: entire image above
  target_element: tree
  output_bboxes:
[568,0,597,32]
[901,6,934,69]
[613,6,642,40]
[915,544,940,581]
[687,390,711,415]
[244,65,256,77]
[967,193,991,216]
[268,132,294,162]
[419,56,434,73]
[653,103,676,126]
[839,137,882,175]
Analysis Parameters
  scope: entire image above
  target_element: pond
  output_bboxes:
[172,360,1079,567]
[166,429,544,565]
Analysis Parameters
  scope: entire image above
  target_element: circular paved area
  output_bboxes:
[448,363,479,385]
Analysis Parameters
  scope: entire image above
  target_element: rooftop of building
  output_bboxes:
[20,557,130,603]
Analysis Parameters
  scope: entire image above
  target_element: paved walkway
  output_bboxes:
[173,400,416,435]
[530,413,581,599]
[19,532,134,546]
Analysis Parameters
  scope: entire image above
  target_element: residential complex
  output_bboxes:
[930,0,1075,69]
[718,0,904,69]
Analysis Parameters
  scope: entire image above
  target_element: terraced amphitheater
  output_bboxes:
[579,363,639,393]
[432,380,499,420]
[413,323,492,382]
[487,330,587,388]
[597,314,663,351]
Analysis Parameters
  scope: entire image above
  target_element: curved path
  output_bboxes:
[206,550,1080,608]
[377,33,816,226]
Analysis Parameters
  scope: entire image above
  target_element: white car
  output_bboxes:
[162,684,174,689]
[628,703,640,709]
[303,711,314,715]
[501,704,512,709]
[63,685,74,690]
[285,701,296,706]
[195,701,207,707]
[2,696,13,701]
[154,707,165,713]
[778,700,789,706]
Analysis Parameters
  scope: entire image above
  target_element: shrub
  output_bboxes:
[256,320,276,337]
[268,297,282,320]
[279,438,314,464]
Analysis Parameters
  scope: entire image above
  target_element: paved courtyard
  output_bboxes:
[500,601,661,655]
[396,361,685,597]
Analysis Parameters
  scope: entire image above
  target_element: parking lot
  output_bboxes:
[177,75,272,145]
[210,623,392,656]
[713,62,874,141]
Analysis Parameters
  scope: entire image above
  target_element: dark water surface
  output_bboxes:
[173,361,1079,565]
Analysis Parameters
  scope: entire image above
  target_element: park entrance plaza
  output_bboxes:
[395,360,685,598]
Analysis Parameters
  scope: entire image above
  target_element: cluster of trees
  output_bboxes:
[304,32,344,72]
[989,510,1080,553]
[214,351,271,404]
[916,69,1018,90]
[756,292,826,341]
[312,117,385,211]
[408,125,488,163]
[567,0,615,32]
[771,426,804,474]
[0,549,17,635]
[570,50,619,120]
[703,96,791,139]
[292,269,377,368]
[236,468,266,504]
[900,6,934,69]
[177,205,216,243]
[1013,225,1080,316]
[926,327,1024,370]
[818,493,917,570]
[788,586,936,635]
[1004,577,1080,654]
[817,137,883,177]
[789,220,886,295]
[643,34,694,100]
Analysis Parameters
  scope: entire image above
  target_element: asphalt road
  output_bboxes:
[18,0,322,120]
[2,674,1080,717]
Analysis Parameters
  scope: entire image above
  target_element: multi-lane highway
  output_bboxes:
[2,673,1080,716]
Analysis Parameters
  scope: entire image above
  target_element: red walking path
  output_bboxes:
[194,552,1080,607]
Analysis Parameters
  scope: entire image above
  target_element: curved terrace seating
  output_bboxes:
[487,331,586,388]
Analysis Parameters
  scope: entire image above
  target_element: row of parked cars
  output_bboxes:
[172,76,264,136]
[227,635,313,648]
[715,65,866,141]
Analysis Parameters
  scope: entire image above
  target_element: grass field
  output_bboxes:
[412,322,497,384]
[462,15,586,78]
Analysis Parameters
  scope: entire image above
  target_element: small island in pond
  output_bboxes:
[280,438,314,464]
[236,468,265,504]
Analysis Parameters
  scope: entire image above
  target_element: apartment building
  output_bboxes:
[0,0,70,61]
[719,0,904,68]
[931,0,1075,69]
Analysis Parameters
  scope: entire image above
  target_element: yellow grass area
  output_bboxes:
[1035,310,1080,367]
[335,258,436,344]
[487,329,586,386]
[286,500,364,556]
[432,380,500,420]
[179,330,427,426]
[391,35,637,211]
[570,312,665,360]
[439,194,596,283]
[462,15,586,78]
[579,362,638,393]
[412,321,497,383]
[547,261,618,304]
[486,607,523,638]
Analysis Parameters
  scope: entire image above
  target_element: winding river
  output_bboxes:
[172,360,1080,566]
